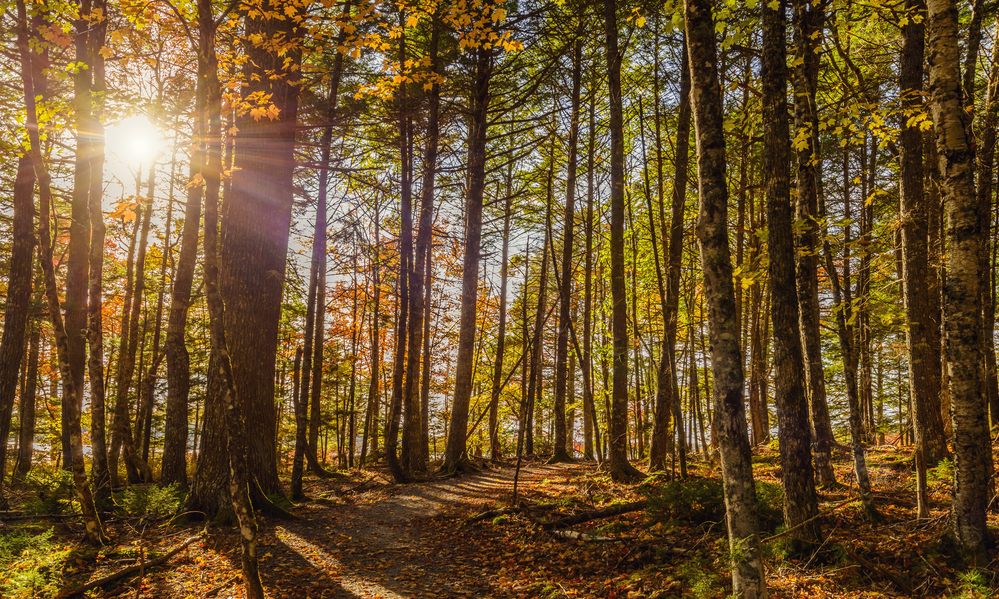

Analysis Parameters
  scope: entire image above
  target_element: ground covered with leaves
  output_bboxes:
[1,447,997,598]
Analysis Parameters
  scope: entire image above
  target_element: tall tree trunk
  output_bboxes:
[387,14,413,482]
[684,0,765,593]
[762,0,822,551]
[15,298,41,481]
[900,0,949,467]
[442,46,490,475]
[927,0,990,559]
[977,27,999,427]
[549,32,584,465]
[489,184,513,460]
[17,0,105,543]
[63,0,93,472]
[219,0,305,495]
[112,168,155,485]
[603,0,643,482]
[359,200,381,468]
[651,36,691,473]
[792,0,837,486]
[0,154,36,499]
[420,230,433,463]
[582,89,601,462]
[404,16,439,473]
[162,23,210,487]
[85,0,110,503]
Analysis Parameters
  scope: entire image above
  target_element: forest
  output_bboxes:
[0,0,997,594]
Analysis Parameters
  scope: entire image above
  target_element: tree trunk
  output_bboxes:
[17,0,105,542]
[359,200,381,468]
[927,0,990,559]
[684,0,765,592]
[978,27,999,428]
[14,300,41,481]
[900,0,949,467]
[489,181,513,460]
[603,0,643,482]
[0,154,36,501]
[762,0,822,552]
[442,46,490,475]
[161,29,209,487]
[219,0,305,496]
[582,89,601,463]
[792,0,837,486]
[651,36,691,473]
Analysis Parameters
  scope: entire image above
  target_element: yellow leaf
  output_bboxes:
[491,7,506,22]
[99,46,113,59]
[635,15,646,27]
[406,14,419,27]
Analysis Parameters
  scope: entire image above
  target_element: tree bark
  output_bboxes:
[685,0,765,593]
[489,180,513,460]
[900,0,949,468]
[219,0,305,495]
[442,46,491,475]
[602,0,643,482]
[14,297,41,481]
[791,0,837,486]
[762,0,822,551]
[927,0,990,559]
[17,0,105,543]
[0,155,36,496]
[550,32,584,465]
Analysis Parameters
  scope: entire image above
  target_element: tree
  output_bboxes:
[602,0,644,483]
[926,0,990,560]
[685,0,764,593]
[762,0,822,552]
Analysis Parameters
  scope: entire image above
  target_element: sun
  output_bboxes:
[105,115,164,170]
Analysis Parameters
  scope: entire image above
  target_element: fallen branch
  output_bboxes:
[545,500,649,529]
[761,498,856,544]
[548,530,636,542]
[466,503,558,525]
[843,546,913,595]
[55,535,202,598]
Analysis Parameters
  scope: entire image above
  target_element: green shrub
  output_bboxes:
[21,469,76,516]
[116,484,182,519]
[929,458,954,485]
[0,529,71,598]
[642,477,784,533]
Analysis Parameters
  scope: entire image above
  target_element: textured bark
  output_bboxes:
[526,230,549,457]
[442,46,490,475]
[420,234,433,464]
[84,0,110,504]
[63,0,93,471]
[685,0,765,593]
[550,33,583,465]
[17,0,105,542]
[603,0,643,482]
[927,0,990,559]
[0,155,36,498]
[791,0,837,486]
[900,0,949,469]
[202,73,264,599]
[762,0,822,551]
[404,16,438,472]
[217,0,304,496]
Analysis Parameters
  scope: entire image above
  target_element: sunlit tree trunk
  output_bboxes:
[602,0,643,482]
[442,46,491,475]
[685,0,764,592]
[927,0,990,559]
[17,0,105,543]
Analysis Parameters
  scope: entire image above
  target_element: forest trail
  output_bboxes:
[171,462,586,599]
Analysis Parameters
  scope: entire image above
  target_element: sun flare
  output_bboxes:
[104,115,164,170]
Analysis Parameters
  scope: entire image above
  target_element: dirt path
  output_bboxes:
[235,463,583,599]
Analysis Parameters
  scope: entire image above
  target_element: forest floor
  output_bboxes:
[2,446,997,598]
